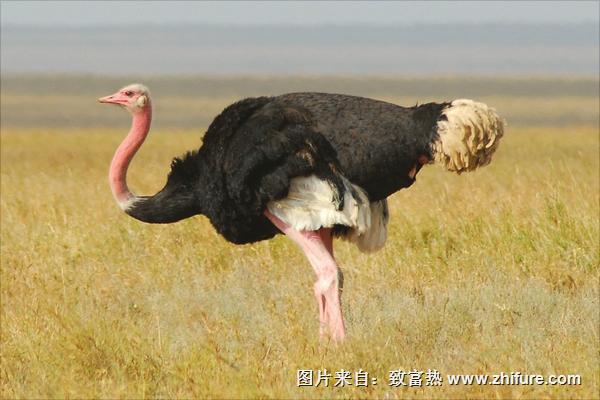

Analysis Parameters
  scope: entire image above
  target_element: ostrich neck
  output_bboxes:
[109,105,152,208]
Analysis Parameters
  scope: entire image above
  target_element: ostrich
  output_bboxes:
[99,84,504,342]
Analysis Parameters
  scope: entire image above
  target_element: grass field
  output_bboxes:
[2,75,598,129]
[1,77,599,398]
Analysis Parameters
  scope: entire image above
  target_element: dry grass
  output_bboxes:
[1,125,598,399]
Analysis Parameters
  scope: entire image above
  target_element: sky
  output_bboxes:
[1,1,598,26]
[1,1,598,76]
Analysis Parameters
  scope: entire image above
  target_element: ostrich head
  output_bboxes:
[98,83,151,113]
[98,83,200,223]
[98,83,153,210]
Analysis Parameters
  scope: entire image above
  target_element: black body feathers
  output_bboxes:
[127,93,448,244]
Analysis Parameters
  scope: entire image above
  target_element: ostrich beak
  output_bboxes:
[98,92,127,105]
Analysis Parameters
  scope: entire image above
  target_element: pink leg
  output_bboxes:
[265,210,346,342]
[319,228,334,257]
[316,228,338,338]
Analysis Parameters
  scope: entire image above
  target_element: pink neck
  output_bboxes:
[109,104,152,207]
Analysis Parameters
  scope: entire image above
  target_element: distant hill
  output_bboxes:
[1,75,598,129]
[1,23,598,75]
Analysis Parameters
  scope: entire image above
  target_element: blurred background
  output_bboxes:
[1,0,598,130]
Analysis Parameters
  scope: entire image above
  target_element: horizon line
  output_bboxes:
[2,72,598,80]
[2,20,598,29]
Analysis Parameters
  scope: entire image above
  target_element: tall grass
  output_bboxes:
[1,126,598,398]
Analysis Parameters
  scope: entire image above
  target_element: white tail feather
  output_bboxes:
[267,175,388,253]
[341,199,389,253]
[432,99,505,173]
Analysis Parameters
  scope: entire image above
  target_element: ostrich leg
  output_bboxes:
[316,228,344,338]
[264,210,346,342]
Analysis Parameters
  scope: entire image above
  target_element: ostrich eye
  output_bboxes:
[124,91,134,97]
